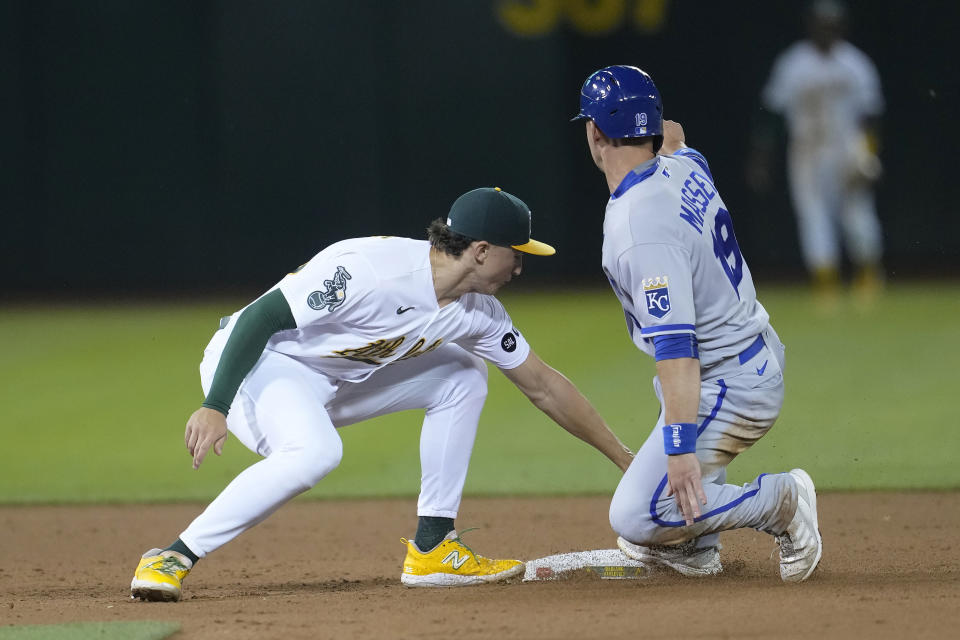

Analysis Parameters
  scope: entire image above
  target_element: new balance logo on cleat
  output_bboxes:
[442,550,470,570]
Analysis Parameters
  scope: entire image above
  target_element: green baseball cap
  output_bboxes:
[446,187,556,256]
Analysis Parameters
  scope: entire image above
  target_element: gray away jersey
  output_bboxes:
[601,149,769,370]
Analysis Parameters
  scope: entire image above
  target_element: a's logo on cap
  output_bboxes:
[642,276,670,318]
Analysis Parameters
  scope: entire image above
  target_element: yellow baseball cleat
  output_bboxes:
[400,530,524,587]
[130,548,193,602]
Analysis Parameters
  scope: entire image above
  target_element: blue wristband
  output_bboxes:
[662,423,698,455]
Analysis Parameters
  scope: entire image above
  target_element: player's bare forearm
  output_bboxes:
[537,370,634,471]
[656,356,705,524]
[502,352,633,471]
[655,357,701,424]
[657,358,707,525]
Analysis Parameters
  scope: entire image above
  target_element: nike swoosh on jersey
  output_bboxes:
[756,360,768,376]
[396,306,415,314]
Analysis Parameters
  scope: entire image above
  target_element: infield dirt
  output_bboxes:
[2,493,958,639]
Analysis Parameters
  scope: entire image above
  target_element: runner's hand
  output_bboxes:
[666,453,707,525]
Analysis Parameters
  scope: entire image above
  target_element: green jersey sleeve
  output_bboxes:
[201,289,297,416]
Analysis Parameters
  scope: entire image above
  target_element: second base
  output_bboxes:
[523,549,650,581]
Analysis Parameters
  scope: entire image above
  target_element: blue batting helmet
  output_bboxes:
[571,65,663,139]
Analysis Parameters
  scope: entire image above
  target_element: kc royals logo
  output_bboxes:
[643,276,671,318]
[635,112,647,135]
[307,265,352,312]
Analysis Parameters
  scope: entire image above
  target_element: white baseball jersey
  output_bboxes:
[212,236,530,382]
[762,40,883,152]
[601,150,769,370]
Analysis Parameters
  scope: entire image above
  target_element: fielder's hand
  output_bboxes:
[666,452,707,526]
[846,133,882,186]
[185,407,228,470]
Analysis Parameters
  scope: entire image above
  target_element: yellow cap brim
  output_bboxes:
[511,238,556,256]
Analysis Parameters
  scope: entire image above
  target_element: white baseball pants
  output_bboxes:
[180,342,488,558]
[787,145,883,271]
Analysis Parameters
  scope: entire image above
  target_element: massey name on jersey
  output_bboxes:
[678,169,716,234]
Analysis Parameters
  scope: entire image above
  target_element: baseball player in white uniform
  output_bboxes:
[572,65,822,581]
[131,187,633,600]
[753,0,884,302]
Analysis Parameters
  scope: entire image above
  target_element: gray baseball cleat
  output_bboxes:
[776,468,823,582]
[617,536,722,577]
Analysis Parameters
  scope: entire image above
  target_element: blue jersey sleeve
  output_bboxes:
[653,333,700,361]
[674,147,714,183]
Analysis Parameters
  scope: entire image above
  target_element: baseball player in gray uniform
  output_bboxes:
[130,187,633,600]
[572,65,822,581]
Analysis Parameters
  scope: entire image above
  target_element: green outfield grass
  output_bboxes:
[0,621,179,640]
[1,281,957,504]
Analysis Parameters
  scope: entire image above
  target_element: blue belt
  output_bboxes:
[737,334,766,365]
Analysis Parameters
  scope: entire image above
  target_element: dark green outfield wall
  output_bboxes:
[2,0,957,294]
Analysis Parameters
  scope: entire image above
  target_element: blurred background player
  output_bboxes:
[748,0,885,306]
[572,65,822,582]
[130,187,633,600]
